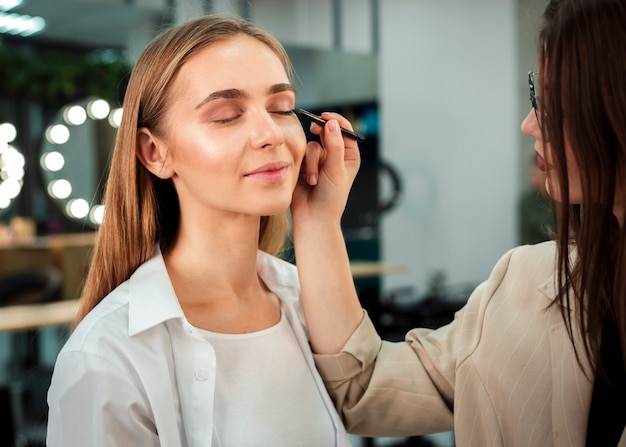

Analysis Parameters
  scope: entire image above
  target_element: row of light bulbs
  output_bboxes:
[0,98,122,226]
[0,121,24,210]
[40,98,122,226]
[44,99,122,146]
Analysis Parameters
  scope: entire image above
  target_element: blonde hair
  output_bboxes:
[76,15,293,325]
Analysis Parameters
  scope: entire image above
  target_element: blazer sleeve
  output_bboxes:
[313,247,521,438]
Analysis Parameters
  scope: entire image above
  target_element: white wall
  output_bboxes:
[379,0,520,295]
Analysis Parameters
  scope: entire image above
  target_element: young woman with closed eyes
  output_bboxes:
[46,14,360,447]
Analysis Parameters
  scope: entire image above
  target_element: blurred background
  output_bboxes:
[0,0,549,446]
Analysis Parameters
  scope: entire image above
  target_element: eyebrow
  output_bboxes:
[195,83,296,110]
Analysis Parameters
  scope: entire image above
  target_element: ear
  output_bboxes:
[137,127,175,179]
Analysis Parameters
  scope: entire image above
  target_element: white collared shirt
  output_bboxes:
[46,248,352,447]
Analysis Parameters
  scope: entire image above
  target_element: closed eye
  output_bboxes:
[271,110,295,116]
[212,110,293,124]
[213,114,242,124]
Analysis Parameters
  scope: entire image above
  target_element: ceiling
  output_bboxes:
[8,0,165,49]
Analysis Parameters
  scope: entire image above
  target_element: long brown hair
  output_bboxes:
[76,15,293,325]
[538,0,626,379]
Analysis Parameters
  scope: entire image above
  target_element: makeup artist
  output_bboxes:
[294,0,626,445]
[46,14,361,446]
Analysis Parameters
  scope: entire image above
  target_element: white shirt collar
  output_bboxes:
[128,247,185,336]
[127,246,300,337]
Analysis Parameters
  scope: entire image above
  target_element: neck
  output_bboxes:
[164,213,263,298]
[162,215,281,333]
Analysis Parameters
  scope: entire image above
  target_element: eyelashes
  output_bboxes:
[213,110,294,124]
[272,110,294,116]
[213,116,239,124]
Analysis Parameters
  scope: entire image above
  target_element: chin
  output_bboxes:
[259,202,290,216]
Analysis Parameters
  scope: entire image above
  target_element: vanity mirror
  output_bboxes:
[39,97,122,228]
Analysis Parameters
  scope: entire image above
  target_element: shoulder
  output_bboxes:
[445,242,559,361]
[453,241,558,332]
[488,240,556,285]
[54,273,182,388]
[463,241,559,328]
[61,282,132,356]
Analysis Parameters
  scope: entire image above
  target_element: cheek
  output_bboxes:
[169,130,227,175]
[286,127,307,163]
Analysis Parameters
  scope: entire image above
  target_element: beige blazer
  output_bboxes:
[314,241,626,446]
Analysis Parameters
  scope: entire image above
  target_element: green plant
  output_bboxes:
[0,44,130,110]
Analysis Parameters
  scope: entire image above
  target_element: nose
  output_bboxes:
[521,108,540,139]
[249,109,284,149]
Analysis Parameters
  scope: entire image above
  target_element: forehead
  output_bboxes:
[173,35,289,92]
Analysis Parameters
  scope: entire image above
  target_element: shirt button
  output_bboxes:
[195,369,208,381]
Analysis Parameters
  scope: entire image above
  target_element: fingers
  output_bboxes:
[319,113,360,161]
[303,141,324,186]
[303,111,361,186]
[320,113,361,180]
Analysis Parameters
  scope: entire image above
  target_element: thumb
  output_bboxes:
[320,119,347,179]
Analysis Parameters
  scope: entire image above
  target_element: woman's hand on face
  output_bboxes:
[291,112,361,224]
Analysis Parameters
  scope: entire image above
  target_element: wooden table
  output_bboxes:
[0,300,80,333]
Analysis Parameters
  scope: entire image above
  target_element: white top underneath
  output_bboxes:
[202,310,335,446]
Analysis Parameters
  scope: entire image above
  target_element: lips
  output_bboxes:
[244,161,289,176]
[535,152,546,171]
